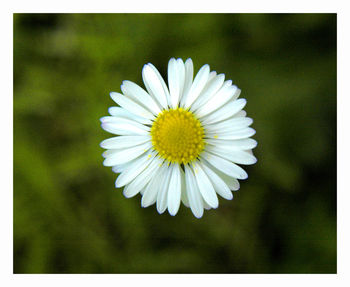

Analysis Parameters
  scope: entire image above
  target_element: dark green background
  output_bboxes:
[13,14,336,273]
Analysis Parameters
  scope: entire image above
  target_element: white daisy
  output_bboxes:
[100,58,257,218]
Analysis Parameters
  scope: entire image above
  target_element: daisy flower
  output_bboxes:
[100,58,257,218]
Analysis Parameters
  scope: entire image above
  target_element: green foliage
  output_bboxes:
[14,13,336,273]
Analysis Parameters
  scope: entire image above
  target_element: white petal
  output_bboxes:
[112,165,124,173]
[111,154,147,173]
[166,58,186,107]
[110,92,154,120]
[141,163,167,208]
[201,158,240,191]
[183,64,210,108]
[184,165,204,218]
[103,141,152,166]
[102,149,118,158]
[205,138,258,151]
[224,177,240,191]
[231,87,241,102]
[202,199,212,210]
[142,64,169,109]
[176,58,186,98]
[200,161,233,200]
[196,85,240,118]
[180,168,189,207]
[167,164,182,216]
[201,151,248,180]
[207,71,217,82]
[108,106,153,125]
[123,156,162,198]
[115,151,155,188]
[180,58,194,106]
[147,63,172,107]
[234,110,247,118]
[101,118,150,136]
[190,74,225,111]
[100,116,151,130]
[205,117,253,133]
[191,162,219,208]
[201,98,247,125]
[112,155,143,174]
[206,127,256,140]
[156,164,172,214]
[206,146,257,165]
[100,135,151,149]
[168,58,181,108]
[121,80,161,115]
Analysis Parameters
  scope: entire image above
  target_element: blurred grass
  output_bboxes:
[13,13,336,273]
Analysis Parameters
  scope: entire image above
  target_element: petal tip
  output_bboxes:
[101,122,109,130]
[115,178,123,188]
[102,158,111,167]
[168,210,177,216]
[193,213,203,219]
[142,64,149,74]
[203,64,210,71]
[110,92,119,102]
[123,190,132,199]
[99,140,106,148]
[156,208,165,215]
[241,174,248,180]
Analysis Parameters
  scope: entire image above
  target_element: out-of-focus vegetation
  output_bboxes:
[13,14,336,273]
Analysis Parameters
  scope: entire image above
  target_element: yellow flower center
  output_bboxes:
[151,108,205,164]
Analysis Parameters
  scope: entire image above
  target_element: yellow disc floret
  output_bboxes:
[151,108,205,164]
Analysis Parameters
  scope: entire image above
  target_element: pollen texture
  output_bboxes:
[151,108,205,164]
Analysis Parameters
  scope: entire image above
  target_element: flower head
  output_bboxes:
[100,58,257,218]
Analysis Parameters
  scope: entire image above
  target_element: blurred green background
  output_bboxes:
[13,14,336,273]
